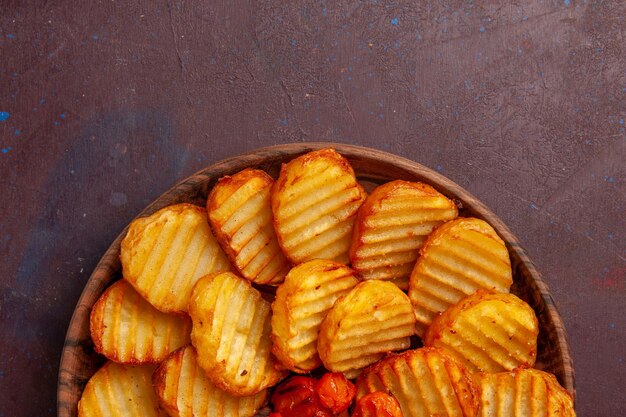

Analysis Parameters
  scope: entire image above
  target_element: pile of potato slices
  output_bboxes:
[79,148,575,417]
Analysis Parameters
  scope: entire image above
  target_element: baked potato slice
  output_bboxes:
[121,203,231,313]
[90,280,191,364]
[424,290,538,373]
[78,361,166,417]
[153,345,268,417]
[356,347,479,417]
[189,272,288,396]
[408,217,513,336]
[477,368,575,417]
[208,168,290,285]
[350,180,458,290]
[271,148,366,265]
[271,259,360,373]
[317,280,416,379]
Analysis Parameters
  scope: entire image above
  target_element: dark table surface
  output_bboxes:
[1,0,624,415]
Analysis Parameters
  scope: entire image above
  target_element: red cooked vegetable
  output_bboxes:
[316,372,356,414]
[352,392,403,417]
[271,376,333,417]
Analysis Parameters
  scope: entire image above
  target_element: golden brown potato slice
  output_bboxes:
[121,203,231,314]
[90,280,191,364]
[271,259,360,373]
[78,361,167,417]
[208,168,291,285]
[271,148,366,265]
[477,368,575,417]
[356,347,479,417]
[350,180,458,290]
[153,345,268,417]
[189,272,288,395]
[317,280,416,379]
[424,290,538,373]
[408,217,513,336]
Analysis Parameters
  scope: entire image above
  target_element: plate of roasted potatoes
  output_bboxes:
[59,143,575,417]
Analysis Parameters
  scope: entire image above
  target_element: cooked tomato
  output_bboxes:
[352,392,403,417]
[316,372,356,414]
[271,376,333,417]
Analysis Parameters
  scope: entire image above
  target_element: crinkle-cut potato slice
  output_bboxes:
[189,272,288,395]
[408,217,513,336]
[121,203,231,314]
[153,345,268,417]
[424,290,538,373]
[271,148,366,265]
[271,259,360,373]
[477,368,576,417]
[350,180,458,290]
[208,168,291,285]
[356,347,479,417]
[78,361,167,417]
[317,280,417,379]
[90,280,191,364]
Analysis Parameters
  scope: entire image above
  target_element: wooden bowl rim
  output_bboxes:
[57,142,575,416]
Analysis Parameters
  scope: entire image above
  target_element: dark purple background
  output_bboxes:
[1,0,624,415]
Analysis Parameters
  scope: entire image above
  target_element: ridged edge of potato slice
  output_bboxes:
[78,362,166,417]
[476,368,575,417]
[207,168,291,285]
[90,279,191,364]
[409,217,513,336]
[271,259,360,373]
[189,272,288,396]
[424,290,539,373]
[350,180,458,290]
[153,345,269,417]
[356,347,480,417]
[318,280,417,379]
[271,148,366,265]
[121,203,231,314]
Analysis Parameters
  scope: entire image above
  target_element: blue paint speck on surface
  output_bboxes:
[91,34,99,41]
[564,0,570,5]
[391,18,399,26]
[322,6,327,16]
[530,202,538,210]
[0,112,10,122]
[604,176,616,183]
[609,323,616,329]
[40,98,46,104]
[436,165,443,172]
[14,129,21,136]
[279,119,288,126]
[60,113,66,119]
[619,118,624,125]
[378,113,384,119]
[54,121,60,126]
[479,26,486,33]
[7,33,15,39]
[291,39,297,46]
[1,147,12,154]
[523,16,529,21]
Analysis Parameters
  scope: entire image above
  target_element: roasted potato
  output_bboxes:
[477,368,575,417]
[78,361,166,417]
[350,180,458,290]
[90,280,191,364]
[356,347,479,417]
[189,272,288,395]
[352,392,404,417]
[424,290,538,373]
[317,280,416,379]
[408,217,513,336]
[208,168,291,285]
[121,203,231,313]
[153,345,268,417]
[271,148,366,265]
[271,259,360,373]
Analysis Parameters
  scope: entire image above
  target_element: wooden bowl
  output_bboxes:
[57,143,575,416]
